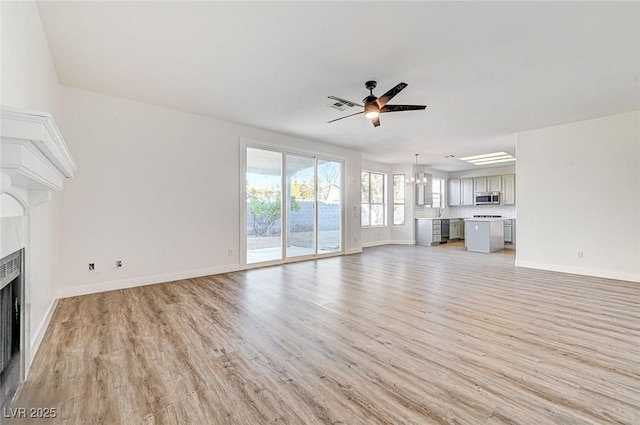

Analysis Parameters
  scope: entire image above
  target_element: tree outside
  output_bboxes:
[247,188,299,236]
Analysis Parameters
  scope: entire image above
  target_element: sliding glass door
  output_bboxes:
[246,147,283,264]
[286,154,315,258]
[244,146,343,267]
[317,159,342,254]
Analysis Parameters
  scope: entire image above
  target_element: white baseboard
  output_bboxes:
[30,297,58,370]
[361,240,417,248]
[345,247,363,255]
[57,264,241,299]
[515,260,640,283]
[391,240,415,245]
[361,240,393,248]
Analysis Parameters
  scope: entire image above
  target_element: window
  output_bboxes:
[361,171,385,226]
[432,177,445,208]
[392,174,405,225]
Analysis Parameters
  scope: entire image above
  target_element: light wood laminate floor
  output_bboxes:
[9,245,640,424]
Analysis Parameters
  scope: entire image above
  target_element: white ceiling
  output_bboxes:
[36,1,640,171]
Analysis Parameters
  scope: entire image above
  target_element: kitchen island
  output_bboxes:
[464,218,505,253]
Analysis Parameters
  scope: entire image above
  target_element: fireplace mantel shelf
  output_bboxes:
[1,106,77,210]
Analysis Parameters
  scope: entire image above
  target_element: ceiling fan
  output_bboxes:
[328,81,426,127]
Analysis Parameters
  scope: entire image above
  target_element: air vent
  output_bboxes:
[0,251,21,290]
[328,102,352,111]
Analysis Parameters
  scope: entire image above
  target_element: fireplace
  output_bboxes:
[0,249,24,409]
[1,106,76,409]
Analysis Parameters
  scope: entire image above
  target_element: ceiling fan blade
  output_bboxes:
[327,111,364,123]
[371,116,381,127]
[376,82,408,108]
[328,96,363,108]
[380,104,427,113]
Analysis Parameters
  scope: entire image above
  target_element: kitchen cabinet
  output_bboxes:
[474,177,487,193]
[464,218,505,253]
[461,178,474,205]
[448,179,461,206]
[502,174,515,205]
[503,218,515,245]
[503,219,513,243]
[450,178,474,206]
[488,175,502,192]
[415,218,441,246]
[449,219,460,240]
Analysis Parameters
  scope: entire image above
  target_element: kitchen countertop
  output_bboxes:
[415,217,515,221]
[464,217,506,222]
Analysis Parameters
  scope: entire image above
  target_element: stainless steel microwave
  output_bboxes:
[475,192,500,205]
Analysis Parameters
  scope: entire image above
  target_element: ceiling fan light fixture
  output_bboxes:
[365,110,379,119]
[364,102,379,119]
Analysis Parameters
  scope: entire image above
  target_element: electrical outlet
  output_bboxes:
[577,251,584,259]
[116,260,122,268]
[228,249,233,256]
[88,263,95,271]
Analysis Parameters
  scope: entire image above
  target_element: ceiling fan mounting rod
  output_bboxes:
[365,80,377,95]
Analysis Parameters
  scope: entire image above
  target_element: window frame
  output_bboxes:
[392,174,405,226]
[361,170,387,227]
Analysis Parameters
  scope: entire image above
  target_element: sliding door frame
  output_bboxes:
[240,138,345,270]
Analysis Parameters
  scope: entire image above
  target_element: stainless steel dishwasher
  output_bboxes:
[441,219,450,242]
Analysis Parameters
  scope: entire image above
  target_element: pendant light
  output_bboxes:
[407,154,427,185]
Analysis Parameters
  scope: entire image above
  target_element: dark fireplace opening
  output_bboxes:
[0,250,23,409]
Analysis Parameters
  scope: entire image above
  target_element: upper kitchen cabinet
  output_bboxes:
[448,179,461,206]
[474,177,487,193]
[488,175,502,192]
[476,175,501,193]
[448,178,474,206]
[461,178,474,205]
[502,174,515,205]
[452,173,514,206]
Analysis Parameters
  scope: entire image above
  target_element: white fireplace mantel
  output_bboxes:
[1,106,77,210]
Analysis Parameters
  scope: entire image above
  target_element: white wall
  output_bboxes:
[28,196,60,350]
[1,1,63,365]
[0,1,59,114]
[57,86,362,296]
[516,111,640,282]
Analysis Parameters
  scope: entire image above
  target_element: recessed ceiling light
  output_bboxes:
[459,151,515,166]
[471,158,517,165]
